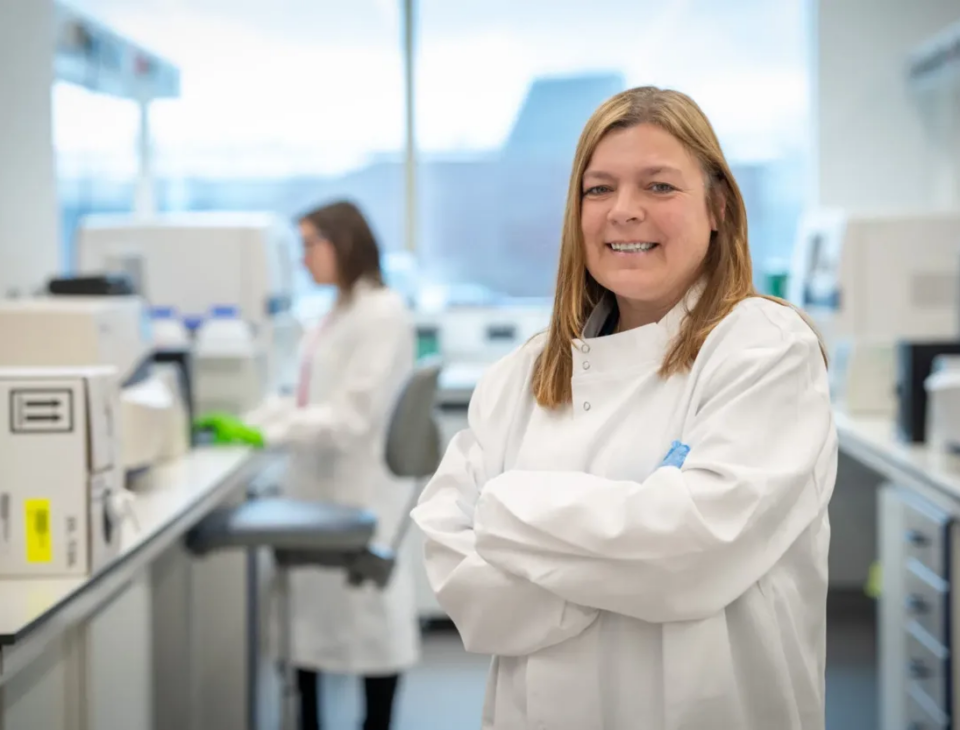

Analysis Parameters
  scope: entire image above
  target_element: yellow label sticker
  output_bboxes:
[25,499,52,563]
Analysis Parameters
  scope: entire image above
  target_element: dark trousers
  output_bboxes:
[296,667,401,730]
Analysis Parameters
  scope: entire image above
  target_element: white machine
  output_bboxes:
[0,296,190,476]
[421,302,552,408]
[75,212,301,416]
[788,209,960,415]
[0,365,124,577]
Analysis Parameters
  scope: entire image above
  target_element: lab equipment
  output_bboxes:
[895,341,960,443]
[421,303,551,409]
[193,305,264,415]
[0,295,150,382]
[923,355,960,455]
[0,296,191,476]
[150,306,190,349]
[75,211,301,408]
[0,366,123,577]
[788,209,960,415]
[47,273,136,296]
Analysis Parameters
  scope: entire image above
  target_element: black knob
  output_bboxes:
[906,594,930,614]
[906,529,930,547]
[103,504,114,545]
[908,659,931,679]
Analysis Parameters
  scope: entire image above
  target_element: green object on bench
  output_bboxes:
[194,412,266,448]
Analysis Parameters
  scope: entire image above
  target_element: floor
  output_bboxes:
[314,601,878,730]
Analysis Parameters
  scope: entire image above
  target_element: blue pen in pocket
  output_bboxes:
[659,440,690,469]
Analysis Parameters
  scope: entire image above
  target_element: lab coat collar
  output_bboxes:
[336,277,381,311]
[572,279,705,370]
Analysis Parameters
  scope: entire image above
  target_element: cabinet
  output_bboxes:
[880,484,955,730]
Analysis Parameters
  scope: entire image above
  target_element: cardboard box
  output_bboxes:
[0,366,123,577]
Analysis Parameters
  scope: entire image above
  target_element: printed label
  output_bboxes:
[25,499,52,563]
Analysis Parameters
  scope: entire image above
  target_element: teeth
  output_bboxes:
[610,242,657,252]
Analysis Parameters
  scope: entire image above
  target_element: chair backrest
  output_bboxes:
[385,356,443,479]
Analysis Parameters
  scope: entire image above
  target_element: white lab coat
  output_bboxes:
[257,280,421,675]
[411,291,838,730]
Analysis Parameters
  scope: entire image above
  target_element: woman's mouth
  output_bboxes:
[606,242,659,253]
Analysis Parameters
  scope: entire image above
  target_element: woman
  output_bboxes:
[410,87,837,730]
[254,200,420,730]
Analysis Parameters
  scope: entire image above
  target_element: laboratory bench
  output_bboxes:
[0,446,283,730]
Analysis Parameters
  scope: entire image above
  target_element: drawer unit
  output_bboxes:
[907,682,950,730]
[905,563,951,645]
[884,486,956,730]
[903,495,951,580]
[906,625,951,714]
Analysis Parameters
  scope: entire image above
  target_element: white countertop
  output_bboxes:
[0,446,268,648]
[834,411,960,504]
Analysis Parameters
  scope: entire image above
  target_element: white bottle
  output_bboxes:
[193,305,264,415]
[151,306,190,349]
[195,305,256,358]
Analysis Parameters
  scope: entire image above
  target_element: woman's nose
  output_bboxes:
[608,190,646,224]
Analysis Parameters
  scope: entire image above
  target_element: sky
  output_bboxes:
[57,0,811,177]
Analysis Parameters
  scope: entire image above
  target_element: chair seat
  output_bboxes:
[186,497,376,555]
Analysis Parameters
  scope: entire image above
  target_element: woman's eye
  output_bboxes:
[583,185,611,197]
[650,182,676,194]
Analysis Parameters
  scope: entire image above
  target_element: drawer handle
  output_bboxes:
[905,529,931,547]
[906,594,931,614]
[908,659,931,679]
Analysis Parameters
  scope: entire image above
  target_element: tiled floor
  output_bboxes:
[309,606,878,730]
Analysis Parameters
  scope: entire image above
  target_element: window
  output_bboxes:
[415,0,811,298]
[147,3,406,306]
[62,0,406,308]
[65,0,810,304]
[52,81,139,271]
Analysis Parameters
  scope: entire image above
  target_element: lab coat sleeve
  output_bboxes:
[261,310,410,452]
[473,323,837,623]
[410,364,600,656]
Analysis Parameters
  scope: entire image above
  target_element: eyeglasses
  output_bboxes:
[302,234,328,250]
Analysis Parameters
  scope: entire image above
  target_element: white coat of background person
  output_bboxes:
[250,201,420,730]
[411,86,838,730]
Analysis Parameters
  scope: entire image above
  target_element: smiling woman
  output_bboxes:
[412,85,838,730]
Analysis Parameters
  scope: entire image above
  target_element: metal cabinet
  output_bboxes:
[880,484,954,730]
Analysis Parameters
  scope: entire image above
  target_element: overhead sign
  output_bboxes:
[908,17,960,89]
[54,2,180,101]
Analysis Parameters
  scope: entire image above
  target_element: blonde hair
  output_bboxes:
[532,86,823,409]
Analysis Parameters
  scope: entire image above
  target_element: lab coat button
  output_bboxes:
[581,343,590,353]
[583,401,591,411]
[583,361,590,370]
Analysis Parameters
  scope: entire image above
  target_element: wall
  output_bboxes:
[0,0,60,297]
[814,0,960,212]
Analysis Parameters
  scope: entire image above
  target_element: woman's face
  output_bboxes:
[580,123,716,326]
[299,220,339,286]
